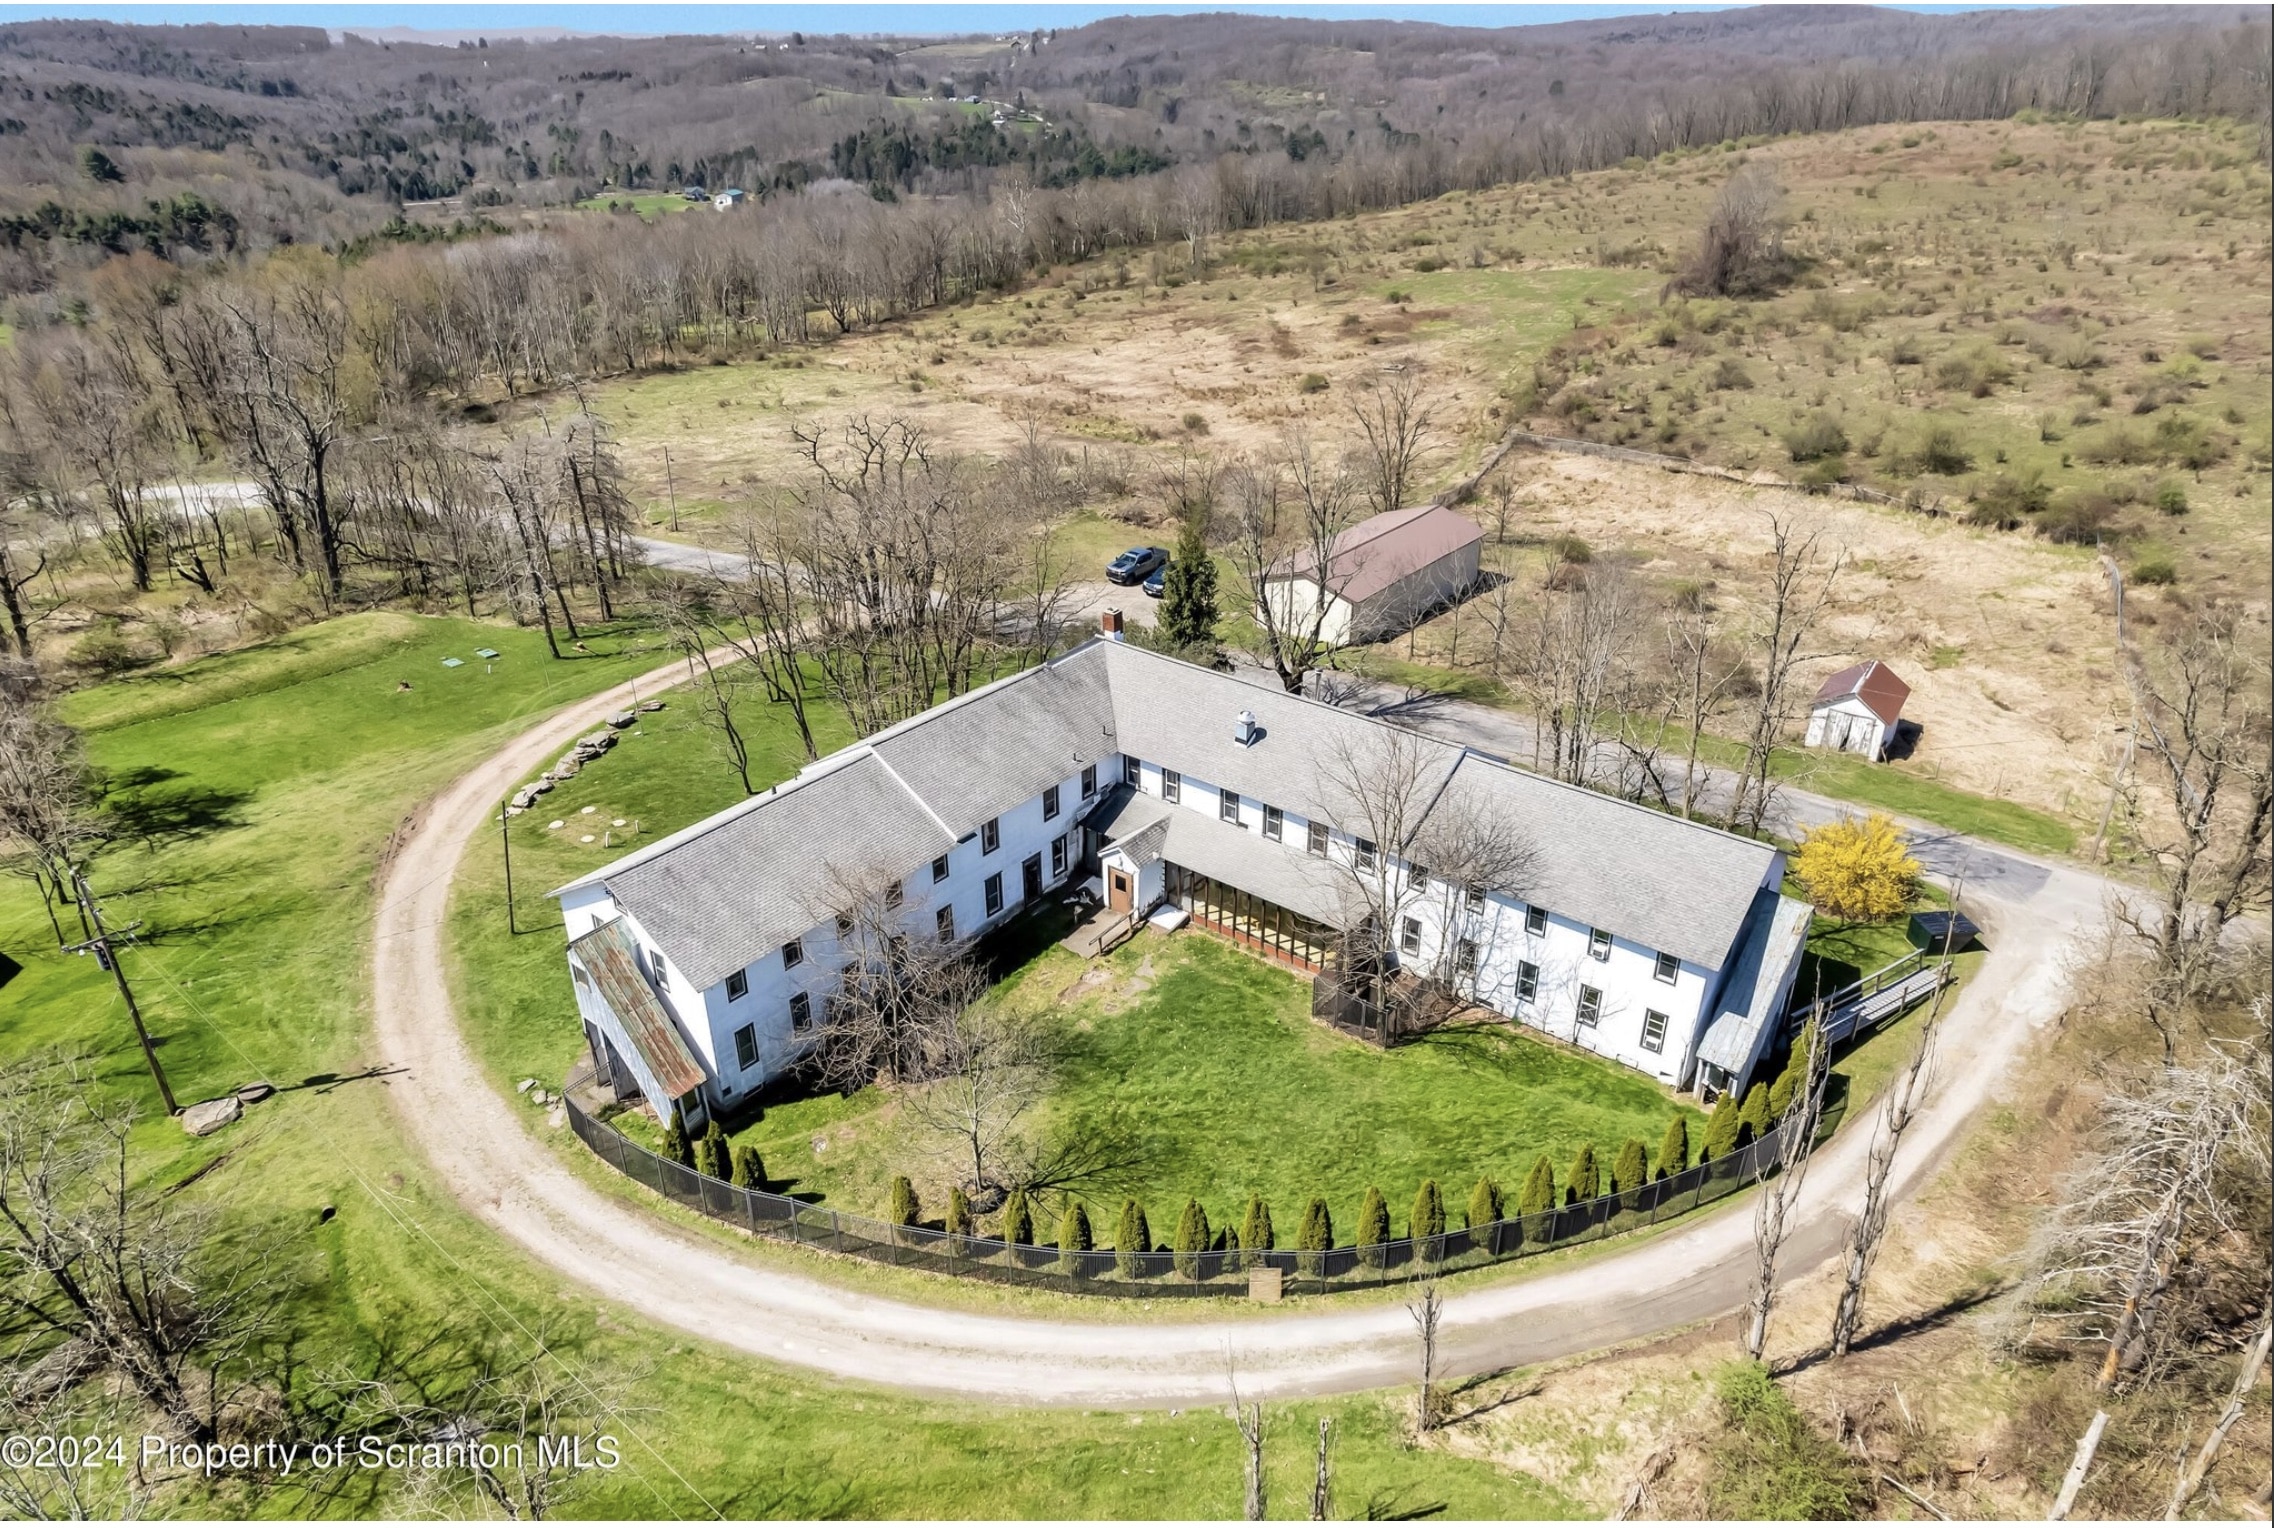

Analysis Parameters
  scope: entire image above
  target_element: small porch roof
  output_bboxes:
[568,918,706,1099]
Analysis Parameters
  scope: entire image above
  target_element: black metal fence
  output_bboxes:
[564,1091,1802,1298]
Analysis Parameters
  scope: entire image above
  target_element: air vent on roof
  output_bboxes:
[1235,709,1258,746]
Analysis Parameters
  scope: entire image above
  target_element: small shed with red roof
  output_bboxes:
[1805,660,1911,761]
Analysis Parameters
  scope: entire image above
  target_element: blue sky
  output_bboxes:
[0,3,2016,37]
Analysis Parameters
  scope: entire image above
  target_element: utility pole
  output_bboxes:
[663,446,680,533]
[500,798,518,935]
[68,869,177,1116]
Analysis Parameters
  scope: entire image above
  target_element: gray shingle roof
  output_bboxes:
[571,751,954,992]
[1269,503,1483,605]
[1696,892,1814,1076]
[869,642,1119,830]
[560,636,1784,990]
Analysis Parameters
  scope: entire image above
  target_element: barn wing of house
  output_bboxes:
[552,630,1811,1126]
[1257,503,1483,647]
[1804,659,1911,761]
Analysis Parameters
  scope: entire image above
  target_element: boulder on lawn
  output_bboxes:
[607,710,636,729]
[509,787,539,810]
[578,731,615,754]
[551,756,582,779]
[639,700,665,713]
[234,1082,274,1104]
[181,1096,242,1137]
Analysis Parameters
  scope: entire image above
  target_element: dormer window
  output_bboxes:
[725,968,749,1001]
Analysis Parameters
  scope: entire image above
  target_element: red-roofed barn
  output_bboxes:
[1805,660,1912,761]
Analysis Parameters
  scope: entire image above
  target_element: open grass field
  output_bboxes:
[0,613,1579,1516]
[563,114,2267,844]
[720,932,1703,1231]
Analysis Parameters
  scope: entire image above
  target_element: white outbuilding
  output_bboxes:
[1805,660,1911,761]
[1256,502,1482,648]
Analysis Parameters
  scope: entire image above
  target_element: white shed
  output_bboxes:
[1257,503,1482,648]
[1805,660,1911,761]
[711,188,745,211]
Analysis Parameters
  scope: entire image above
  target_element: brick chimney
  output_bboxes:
[1100,608,1125,641]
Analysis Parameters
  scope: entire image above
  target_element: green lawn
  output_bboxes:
[576,190,699,217]
[732,933,1702,1234]
[0,612,1579,1516]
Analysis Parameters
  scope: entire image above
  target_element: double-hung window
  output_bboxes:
[1122,755,1140,788]
[1641,1010,1668,1053]
[1654,951,1680,984]
[789,992,812,1032]
[1410,865,1430,894]
[931,854,950,883]
[1219,787,1241,825]
[1051,836,1068,877]
[1082,764,1098,799]
[733,1024,759,1070]
[725,968,749,1002]
[1262,806,1283,842]
[1354,837,1377,872]
[1161,769,1182,804]
[1307,820,1329,857]
[983,872,1004,917]
[782,937,805,969]
[884,881,903,911]
[1588,927,1612,961]
[1514,960,1539,1004]
[1465,886,1486,916]
[1400,917,1422,956]
[1577,986,1602,1028]
[1043,785,1061,821]
[1525,904,1547,937]
[1456,938,1478,975]
[981,818,1000,855]
[936,905,956,943]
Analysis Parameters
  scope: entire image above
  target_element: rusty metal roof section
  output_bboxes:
[1812,659,1912,727]
[569,917,706,1099]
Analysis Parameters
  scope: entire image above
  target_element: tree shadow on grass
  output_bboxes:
[98,765,254,848]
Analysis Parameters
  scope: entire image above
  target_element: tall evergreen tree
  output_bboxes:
[947,1184,974,1238]
[1517,1155,1557,1219]
[700,1120,731,1179]
[1655,1114,1691,1180]
[1173,1198,1210,1280]
[1565,1143,1600,1205]
[1466,1176,1503,1231]
[1002,1188,1033,1245]
[1703,1091,1742,1158]
[731,1143,765,1189]
[1611,1138,1649,1197]
[1241,1195,1274,1267]
[1060,1199,1093,1255]
[1737,1082,1773,1146]
[890,1174,920,1228]
[1297,1197,1333,1275]
[1410,1178,1446,1240]
[663,1111,694,1169]
[1158,510,1221,650]
[1115,1199,1152,1277]
[1356,1186,1391,1267]
[1767,1019,1818,1118]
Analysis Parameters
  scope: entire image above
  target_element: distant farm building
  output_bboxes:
[1257,503,1483,648]
[711,188,745,210]
[1805,660,1911,760]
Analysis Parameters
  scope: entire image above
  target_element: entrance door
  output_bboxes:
[1108,867,1132,913]
[1022,853,1043,903]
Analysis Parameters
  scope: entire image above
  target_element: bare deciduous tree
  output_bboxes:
[1232,436,1360,695]
[1346,368,1438,518]
[0,688,103,947]
[0,1058,272,1447]
[1743,1012,1831,1362]
[1672,163,1790,298]
[1727,514,1844,837]
[1409,1280,1444,1432]
[2008,1038,2271,1393]
[1502,553,1638,788]
[2114,602,2274,1035]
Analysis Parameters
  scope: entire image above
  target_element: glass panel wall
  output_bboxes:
[1165,863,1336,970]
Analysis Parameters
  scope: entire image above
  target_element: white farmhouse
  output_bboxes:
[552,621,1811,1128]
[1256,503,1482,648]
[1804,659,1911,761]
[711,188,745,210]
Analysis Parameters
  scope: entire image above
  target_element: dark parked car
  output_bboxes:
[1106,546,1169,585]
[1142,565,1167,599]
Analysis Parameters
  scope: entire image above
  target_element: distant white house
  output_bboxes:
[1805,660,1911,761]
[1257,502,1482,648]
[552,618,1811,1129]
[711,188,745,211]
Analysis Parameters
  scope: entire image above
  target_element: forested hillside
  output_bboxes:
[0,5,2264,294]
